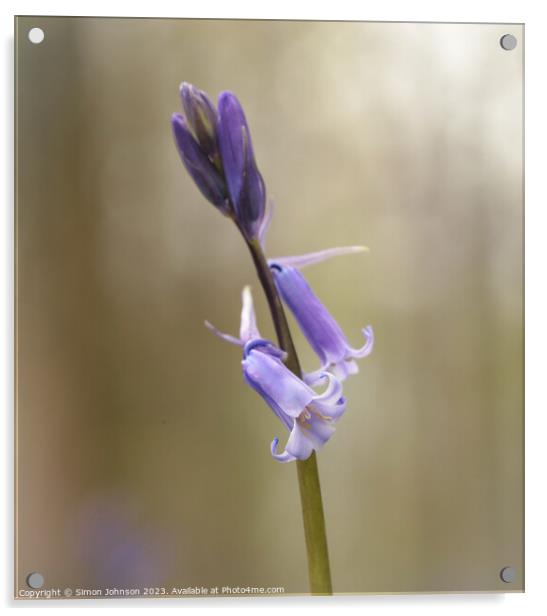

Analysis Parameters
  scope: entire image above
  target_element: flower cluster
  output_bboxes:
[172,83,266,241]
[172,85,373,463]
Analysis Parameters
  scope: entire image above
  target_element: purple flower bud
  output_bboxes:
[217,92,266,240]
[171,113,230,213]
[179,82,220,163]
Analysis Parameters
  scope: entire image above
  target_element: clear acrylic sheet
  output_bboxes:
[15,17,523,599]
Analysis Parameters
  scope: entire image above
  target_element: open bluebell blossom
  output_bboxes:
[217,92,266,241]
[269,247,374,382]
[247,351,346,463]
[205,287,346,463]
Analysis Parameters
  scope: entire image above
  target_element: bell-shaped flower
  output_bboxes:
[269,247,374,382]
[205,287,346,463]
[217,92,266,241]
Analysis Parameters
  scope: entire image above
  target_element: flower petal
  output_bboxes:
[257,198,274,249]
[330,359,359,381]
[171,113,229,211]
[179,82,219,159]
[309,372,343,404]
[271,423,314,462]
[271,410,338,463]
[204,320,242,346]
[269,246,368,270]
[270,264,348,367]
[239,286,260,343]
[217,92,265,239]
[312,394,347,421]
[303,412,337,449]
[270,437,298,463]
[242,350,315,419]
[307,372,347,421]
[236,127,266,237]
[245,379,294,431]
[217,92,249,199]
[347,325,374,358]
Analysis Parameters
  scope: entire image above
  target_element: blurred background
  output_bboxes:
[15,17,523,595]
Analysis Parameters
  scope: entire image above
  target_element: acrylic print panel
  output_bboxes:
[15,17,523,598]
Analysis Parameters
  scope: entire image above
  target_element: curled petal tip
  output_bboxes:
[349,325,374,358]
[270,437,297,463]
[204,319,242,346]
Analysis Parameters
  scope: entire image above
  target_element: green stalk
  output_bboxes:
[245,237,333,595]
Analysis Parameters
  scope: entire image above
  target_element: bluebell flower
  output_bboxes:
[171,110,230,213]
[269,247,374,382]
[217,92,266,241]
[171,85,267,239]
[179,82,220,163]
[205,287,346,463]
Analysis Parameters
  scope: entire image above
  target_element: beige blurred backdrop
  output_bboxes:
[15,17,523,596]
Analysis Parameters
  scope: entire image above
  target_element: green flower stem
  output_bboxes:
[246,237,333,595]
[295,450,332,595]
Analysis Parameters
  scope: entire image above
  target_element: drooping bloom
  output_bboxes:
[269,246,374,382]
[205,287,346,463]
[171,84,266,240]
